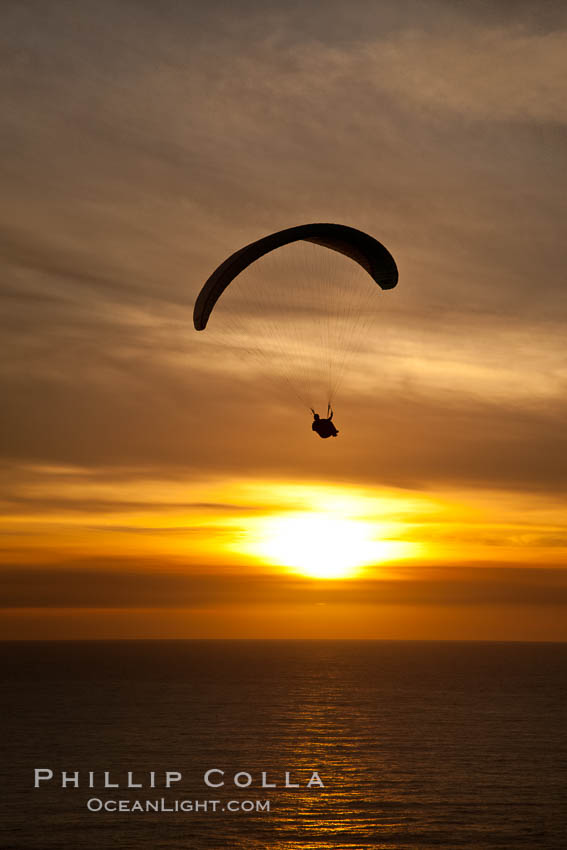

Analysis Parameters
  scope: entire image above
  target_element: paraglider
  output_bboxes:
[193,223,398,437]
[311,405,339,439]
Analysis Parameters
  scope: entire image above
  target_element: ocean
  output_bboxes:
[1,640,566,849]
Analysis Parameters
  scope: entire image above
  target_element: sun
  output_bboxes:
[249,512,399,579]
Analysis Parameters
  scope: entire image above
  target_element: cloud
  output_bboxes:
[1,0,566,494]
[330,29,567,123]
[2,563,567,609]
[2,367,567,493]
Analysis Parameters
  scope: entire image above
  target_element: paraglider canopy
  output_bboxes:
[193,223,398,331]
[193,222,398,412]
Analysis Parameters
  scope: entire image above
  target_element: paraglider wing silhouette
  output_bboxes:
[193,223,398,331]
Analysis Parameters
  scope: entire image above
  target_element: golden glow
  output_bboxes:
[241,512,413,579]
[4,471,567,576]
[3,470,567,639]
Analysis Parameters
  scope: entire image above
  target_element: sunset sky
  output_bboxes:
[2,0,567,640]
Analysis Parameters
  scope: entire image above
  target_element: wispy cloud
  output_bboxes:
[2,563,567,609]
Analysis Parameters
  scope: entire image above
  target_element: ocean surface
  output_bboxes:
[1,640,566,849]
